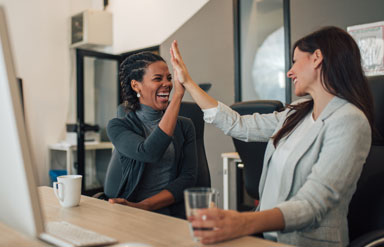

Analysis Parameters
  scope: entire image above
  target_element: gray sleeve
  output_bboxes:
[210,101,286,142]
[165,119,198,202]
[107,118,172,163]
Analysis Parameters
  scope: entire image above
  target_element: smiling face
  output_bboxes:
[287,47,318,97]
[132,61,173,111]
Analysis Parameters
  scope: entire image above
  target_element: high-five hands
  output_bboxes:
[172,67,185,98]
[170,40,192,85]
[169,40,218,109]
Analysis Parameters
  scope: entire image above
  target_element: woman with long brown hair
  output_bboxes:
[170,26,374,246]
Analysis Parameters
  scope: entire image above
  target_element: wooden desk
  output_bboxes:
[0,222,48,247]
[36,186,285,247]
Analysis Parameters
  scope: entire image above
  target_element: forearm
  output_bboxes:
[139,190,175,211]
[183,80,218,110]
[191,207,285,244]
[158,94,183,136]
[242,208,285,235]
[107,119,172,162]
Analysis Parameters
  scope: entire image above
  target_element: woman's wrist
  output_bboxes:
[183,79,198,91]
[240,212,263,236]
[138,200,152,211]
[171,93,184,102]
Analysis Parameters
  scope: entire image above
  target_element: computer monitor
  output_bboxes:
[0,7,118,247]
[0,5,45,238]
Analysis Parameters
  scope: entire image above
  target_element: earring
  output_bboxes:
[137,92,141,98]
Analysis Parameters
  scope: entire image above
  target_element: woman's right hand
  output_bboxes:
[170,40,218,109]
[189,208,249,244]
[170,40,193,86]
[190,207,285,244]
[108,198,151,211]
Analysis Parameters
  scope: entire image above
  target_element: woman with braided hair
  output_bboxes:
[106,52,197,219]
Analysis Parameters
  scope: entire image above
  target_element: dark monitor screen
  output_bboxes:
[17,77,23,113]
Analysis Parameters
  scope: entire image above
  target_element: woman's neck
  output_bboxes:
[311,89,334,120]
[136,104,163,122]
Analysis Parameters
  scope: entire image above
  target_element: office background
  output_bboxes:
[0,0,383,209]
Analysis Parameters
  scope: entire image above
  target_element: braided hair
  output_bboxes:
[120,52,165,111]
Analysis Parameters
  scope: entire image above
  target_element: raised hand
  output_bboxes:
[170,40,218,109]
[170,40,192,85]
[172,67,185,98]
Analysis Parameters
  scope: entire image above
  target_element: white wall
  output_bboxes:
[110,0,209,53]
[0,0,209,186]
[161,0,235,208]
[1,0,70,186]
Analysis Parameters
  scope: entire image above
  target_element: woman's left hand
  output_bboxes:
[189,208,248,244]
[170,40,193,86]
[172,68,185,99]
[108,198,150,211]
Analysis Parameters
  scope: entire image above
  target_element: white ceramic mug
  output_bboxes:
[53,175,82,207]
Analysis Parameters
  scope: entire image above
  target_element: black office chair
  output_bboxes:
[348,229,384,247]
[102,101,211,199]
[347,75,384,242]
[179,101,211,187]
[100,104,125,199]
[229,100,284,208]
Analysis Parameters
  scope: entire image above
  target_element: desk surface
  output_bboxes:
[0,222,48,247]
[221,152,240,159]
[1,186,286,247]
[49,141,113,151]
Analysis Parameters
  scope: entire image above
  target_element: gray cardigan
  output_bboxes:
[107,110,198,217]
[210,97,371,247]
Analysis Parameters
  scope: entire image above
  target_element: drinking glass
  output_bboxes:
[184,187,219,242]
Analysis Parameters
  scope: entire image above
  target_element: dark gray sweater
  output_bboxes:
[132,105,176,215]
[106,106,198,218]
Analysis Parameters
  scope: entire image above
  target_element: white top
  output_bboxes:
[260,110,315,240]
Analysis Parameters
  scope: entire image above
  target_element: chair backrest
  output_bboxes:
[230,100,283,200]
[103,104,125,198]
[348,75,384,242]
[179,101,211,187]
[104,102,211,198]
[348,229,384,247]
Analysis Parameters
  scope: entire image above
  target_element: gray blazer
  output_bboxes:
[210,97,371,247]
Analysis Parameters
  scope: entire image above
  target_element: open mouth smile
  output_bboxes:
[157,92,170,101]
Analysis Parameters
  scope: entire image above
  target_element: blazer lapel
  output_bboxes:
[278,120,323,201]
[278,96,347,201]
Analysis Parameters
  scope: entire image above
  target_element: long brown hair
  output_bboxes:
[272,26,374,147]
